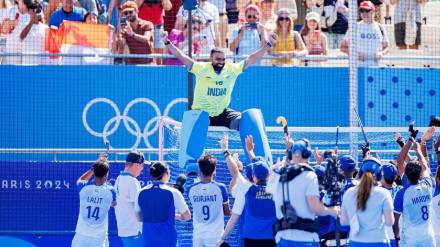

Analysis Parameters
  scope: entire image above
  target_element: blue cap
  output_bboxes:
[126,150,145,163]
[361,157,382,175]
[313,165,326,179]
[339,155,356,171]
[252,161,269,180]
[244,164,254,181]
[382,163,398,181]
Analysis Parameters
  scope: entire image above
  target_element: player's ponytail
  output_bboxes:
[357,171,374,211]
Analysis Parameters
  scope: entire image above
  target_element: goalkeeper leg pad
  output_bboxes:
[239,108,273,164]
[179,110,209,170]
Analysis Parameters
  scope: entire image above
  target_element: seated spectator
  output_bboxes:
[48,0,86,27]
[20,0,49,65]
[300,11,328,66]
[0,0,12,63]
[175,0,219,56]
[340,1,388,67]
[269,8,307,66]
[391,0,423,49]
[83,10,98,23]
[229,4,265,65]
[164,15,203,65]
[116,1,154,65]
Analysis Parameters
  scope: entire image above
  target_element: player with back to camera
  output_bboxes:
[134,161,191,247]
[187,154,231,247]
[340,157,394,247]
[71,153,116,247]
[114,150,145,247]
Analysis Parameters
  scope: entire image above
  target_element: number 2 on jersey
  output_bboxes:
[86,206,100,221]
[202,205,210,221]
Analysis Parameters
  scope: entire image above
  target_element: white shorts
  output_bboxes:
[71,233,109,247]
[193,235,221,247]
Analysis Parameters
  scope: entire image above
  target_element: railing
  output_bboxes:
[1,52,440,63]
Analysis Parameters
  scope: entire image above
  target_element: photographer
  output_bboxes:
[266,138,339,246]
[229,4,265,65]
[19,0,48,65]
[135,161,191,246]
[116,1,154,65]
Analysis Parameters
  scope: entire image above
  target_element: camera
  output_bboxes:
[322,155,345,207]
[120,16,127,26]
[246,22,258,29]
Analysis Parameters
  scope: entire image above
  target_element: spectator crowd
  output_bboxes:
[0,0,437,65]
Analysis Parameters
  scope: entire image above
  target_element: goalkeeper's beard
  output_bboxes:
[212,63,224,73]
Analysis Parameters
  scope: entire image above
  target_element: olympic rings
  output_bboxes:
[82,97,188,148]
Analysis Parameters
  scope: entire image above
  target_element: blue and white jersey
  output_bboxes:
[394,177,435,246]
[232,177,276,240]
[187,181,229,237]
[75,180,116,238]
[431,192,440,245]
[381,185,402,241]
[135,182,188,247]
[341,185,393,243]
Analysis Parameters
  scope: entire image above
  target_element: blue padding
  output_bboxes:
[178,110,209,168]
[239,109,273,164]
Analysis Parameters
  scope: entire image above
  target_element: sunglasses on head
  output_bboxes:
[277,16,290,21]
[247,15,258,19]
[123,10,134,15]
[359,8,372,13]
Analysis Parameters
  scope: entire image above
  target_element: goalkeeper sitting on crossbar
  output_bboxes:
[160,31,278,172]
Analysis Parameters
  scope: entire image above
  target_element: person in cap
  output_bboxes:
[394,160,435,247]
[340,157,394,247]
[114,150,145,247]
[219,135,277,247]
[266,137,339,246]
[379,162,402,247]
[269,8,307,67]
[340,0,389,67]
[72,153,116,247]
[134,161,191,247]
[187,154,231,247]
[300,11,328,66]
[339,155,359,196]
[229,4,266,66]
[116,1,154,65]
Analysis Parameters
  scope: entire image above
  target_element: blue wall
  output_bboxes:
[0,65,438,151]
